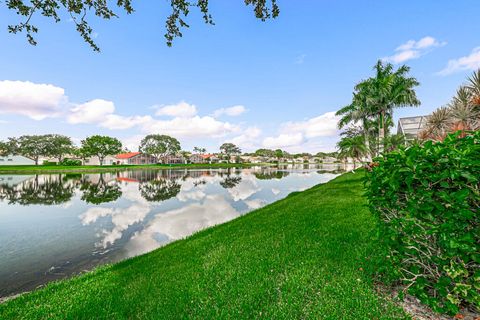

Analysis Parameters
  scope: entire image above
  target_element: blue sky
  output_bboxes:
[0,1,479,153]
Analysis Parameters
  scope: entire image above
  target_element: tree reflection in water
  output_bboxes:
[218,169,242,189]
[253,170,290,180]
[0,174,75,205]
[139,179,181,202]
[80,173,122,204]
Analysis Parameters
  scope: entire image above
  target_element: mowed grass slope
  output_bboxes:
[0,172,407,319]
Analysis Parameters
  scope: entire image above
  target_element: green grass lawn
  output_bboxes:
[0,162,265,174]
[0,172,408,319]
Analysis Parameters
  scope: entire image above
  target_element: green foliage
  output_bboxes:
[5,134,74,165]
[5,0,279,51]
[12,135,52,165]
[337,135,367,168]
[42,161,57,166]
[193,146,206,154]
[337,60,420,156]
[220,143,241,157]
[139,134,181,161]
[59,158,82,166]
[382,134,406,152]
[81,135,122,165]
[0,140,14,156]
[366,131,480,314]
[254,148,275,157]
[46,134,74,162]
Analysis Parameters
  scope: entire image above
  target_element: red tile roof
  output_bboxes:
[116,177,139,183]
[116,152,141,159]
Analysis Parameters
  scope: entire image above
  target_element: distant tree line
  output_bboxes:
[0,133,250,166]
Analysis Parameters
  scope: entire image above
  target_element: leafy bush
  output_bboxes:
[366,131,480,314]
[59,158,82,166]
[42,161,57,166]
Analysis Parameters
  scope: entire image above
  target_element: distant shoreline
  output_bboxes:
[0,162,278,174]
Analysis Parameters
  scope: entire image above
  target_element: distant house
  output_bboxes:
[190,154,219,164]
[116,152,157,165]
[229,155,243,163]
[190,154,207,164]
[322,156,338,163]
[206,154,220,163]
[159,155,186,165]
[0,155,35,166]
[83,155,118,166]
[241,156,265,164]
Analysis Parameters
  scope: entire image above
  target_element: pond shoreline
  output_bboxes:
[0,162,274,174]
[1,166,341,301]
[0,171,411,319]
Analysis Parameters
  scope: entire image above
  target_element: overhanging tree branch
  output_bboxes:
[4,0,279,51]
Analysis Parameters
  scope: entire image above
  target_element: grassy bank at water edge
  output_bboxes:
[0,172,408,319]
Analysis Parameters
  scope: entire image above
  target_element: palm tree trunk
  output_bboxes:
[378,110,385,154]
[364,131,371,162]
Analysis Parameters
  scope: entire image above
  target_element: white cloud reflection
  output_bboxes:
[124,195,240,257]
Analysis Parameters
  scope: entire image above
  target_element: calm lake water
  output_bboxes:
[0,165,344,297]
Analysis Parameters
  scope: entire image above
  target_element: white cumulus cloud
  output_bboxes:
[141,115,239,138]
[262,111,340,151]
[101,114,152,130]
[228,127,262,151]
[154,101,197,118]
[67,99,153,130]
[383,36,446,64]
[438,47,480,76]
[281,111,339,139]
[263,133,304,149]
[0,80,67,120]
[213,105,247,118]
[67,99,115,124]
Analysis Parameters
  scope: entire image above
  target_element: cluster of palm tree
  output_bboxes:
[336,60,420,162]
[419,69,480,141]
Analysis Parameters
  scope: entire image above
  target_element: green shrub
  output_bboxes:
[366,131,480,314]
[42,161,57,166]
[59,158,82,166]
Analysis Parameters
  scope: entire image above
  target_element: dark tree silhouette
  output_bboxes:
[80,174,122,204]
[139,179,181,202]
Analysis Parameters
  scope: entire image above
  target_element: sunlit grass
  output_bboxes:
[0,172,408,319]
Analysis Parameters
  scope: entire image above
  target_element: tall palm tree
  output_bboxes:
[383,134,406,152]
[422,106,451,141]
[466,69,480,107]
[449,87,478,131]
[336,86,376,160]
[337,135,367,169]
[361,61,421,153]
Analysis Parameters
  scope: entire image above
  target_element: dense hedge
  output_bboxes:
[366,131,480,314]
[59,158,82,166]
